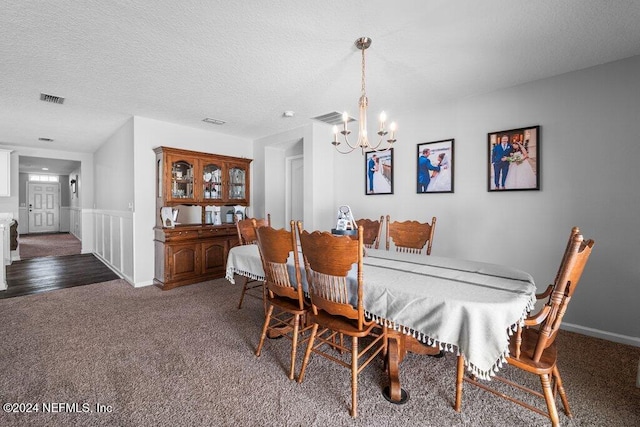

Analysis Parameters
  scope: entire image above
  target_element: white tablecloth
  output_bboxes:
[225,245,536,379]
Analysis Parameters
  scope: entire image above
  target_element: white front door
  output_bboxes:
[28,182,60,233]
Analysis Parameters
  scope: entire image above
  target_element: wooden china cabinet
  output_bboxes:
[153,146,252,290]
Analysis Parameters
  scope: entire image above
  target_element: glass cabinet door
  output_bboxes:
[228,166,246,200]
[171,159,194,200]
[202,163,223,201]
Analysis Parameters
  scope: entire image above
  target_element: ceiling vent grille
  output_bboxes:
[40,93,65,104]
[202,117,226,125]
[312,111,355,125]
[38,137,54,142]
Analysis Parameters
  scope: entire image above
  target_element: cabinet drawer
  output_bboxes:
[199,227,234,238]
[165,230,200,241]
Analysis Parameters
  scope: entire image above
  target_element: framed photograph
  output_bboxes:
[488,125,540,191]
[365,148,393,195]
[416,139,454,193]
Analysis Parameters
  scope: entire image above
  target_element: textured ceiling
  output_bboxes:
[1,1,640,153]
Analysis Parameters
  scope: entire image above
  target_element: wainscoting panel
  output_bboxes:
[70,207,82,239]
[111,218,121,271]
[59,207,71,232]
[92,209,133,283]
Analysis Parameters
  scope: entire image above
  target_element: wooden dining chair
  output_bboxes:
[235,214,271,245]
[235,214,271,309]
[296,223,386,418]
[355,216,384,249]
[385,215,436,255]
[454,227,595,427]
[254,221,312,380]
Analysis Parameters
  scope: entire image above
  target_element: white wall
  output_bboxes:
[0,151,19,218]
[330,55,640,343]
[132,116,253,286]
[93,118,135,281]
[254,123,335,231]
[94,119,134,211]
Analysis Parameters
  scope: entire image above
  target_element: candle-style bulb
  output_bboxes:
[379,111,387,132]
[332,125,338,142]
[342,111,349,123]
[390,122,397,139]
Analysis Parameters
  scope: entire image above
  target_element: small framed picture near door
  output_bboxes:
[488,125,540,191]
[417,139,454,193]
[365,148,393,195]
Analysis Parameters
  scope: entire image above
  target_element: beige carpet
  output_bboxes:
[0,278,638,426]
[18,233,81,259]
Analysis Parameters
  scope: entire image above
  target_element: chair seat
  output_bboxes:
[268,294,307,315]
[310,310,378,338]
[507,328,557,374]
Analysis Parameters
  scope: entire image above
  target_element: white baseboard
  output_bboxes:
[562,322,639,347]
[133,280,154,288]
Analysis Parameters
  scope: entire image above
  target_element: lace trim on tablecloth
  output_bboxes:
[365,293,536,380]
[225,268,265,284]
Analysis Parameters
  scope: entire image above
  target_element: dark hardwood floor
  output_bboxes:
[2,253,120,299]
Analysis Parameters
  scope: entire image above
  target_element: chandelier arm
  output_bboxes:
[332,141,359,154]
[340,132,361,151]
[368,134,395,152]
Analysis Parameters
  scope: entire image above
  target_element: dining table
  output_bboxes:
[225,244,536,404]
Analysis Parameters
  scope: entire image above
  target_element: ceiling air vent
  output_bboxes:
[40,93,65,104]
[38,137,54,142]
[202,117,226,125]
[312,111,355,125]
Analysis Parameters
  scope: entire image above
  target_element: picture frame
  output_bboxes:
[488,125,540,191]
[416,139,454,193]
[365,148,393,195]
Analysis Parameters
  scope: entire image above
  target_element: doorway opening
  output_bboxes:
[18,156,82,259]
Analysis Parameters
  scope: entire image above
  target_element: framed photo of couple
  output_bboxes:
[365,148,393,195]
[488,125,540,192]
[416,139,454,193]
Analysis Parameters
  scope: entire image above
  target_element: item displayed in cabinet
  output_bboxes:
[233,205,246,222]
[161,207,179,228]
[225,208,235,224]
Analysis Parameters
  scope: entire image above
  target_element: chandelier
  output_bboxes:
[332,37,397,154]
